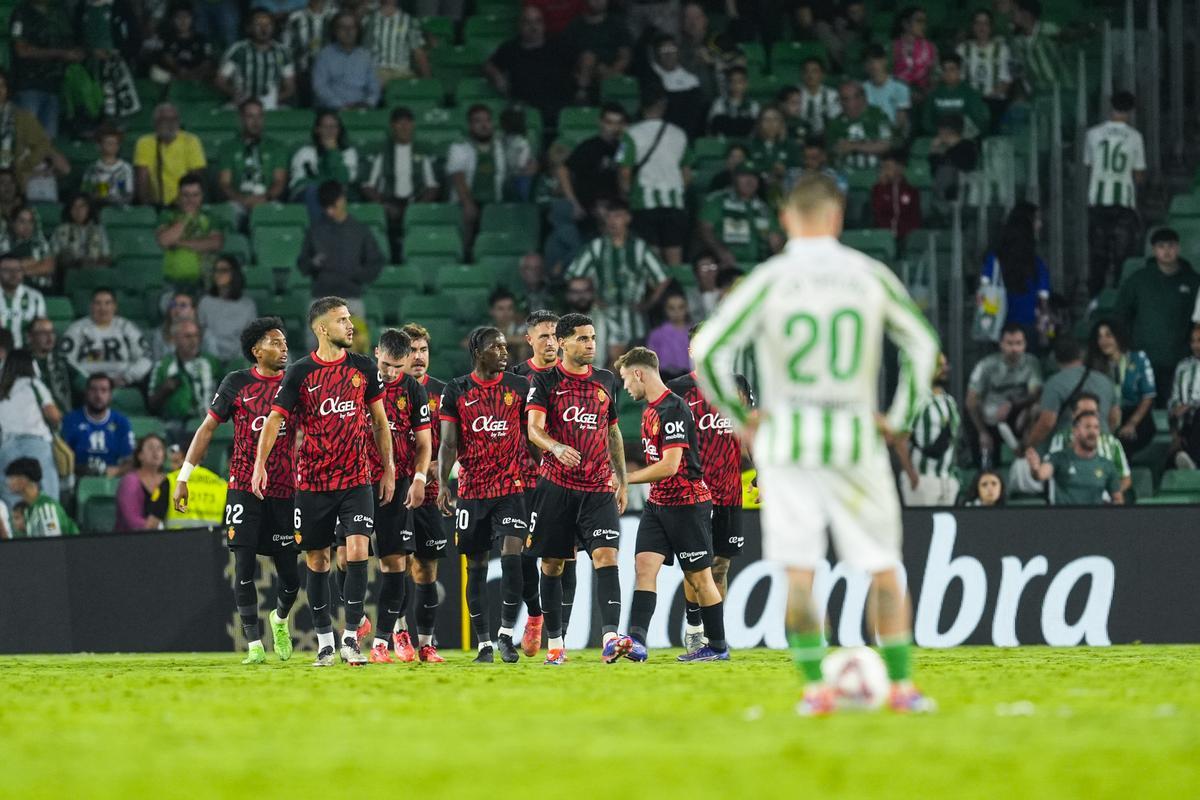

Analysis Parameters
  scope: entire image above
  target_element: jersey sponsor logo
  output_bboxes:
[500,516,529,529]
[471,415,510,434]
[464,397,481,407]
[563,405,600,429]
[319,397,357,418]
[697,412,733,433]
[664,421,685,436]
[594,528,620,540]
[679,550,706,563]
[250,414,286,433]
[642,438,659,460]
[241,396,254,403]
[425,537,448,549]
[306,384,320,393]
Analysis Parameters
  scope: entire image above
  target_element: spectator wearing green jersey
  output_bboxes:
[147,319,221,435]
[895,354,962,507]
[698,161,782,269]
[1011,0,1071,95]
[826,79,894,173]
[216,99,288,233]
[745,106,797,207]
[1088,320,1156,454]
[921,53,990,139]
[618,87,691,266]
[1026,409,1124,506]
[5,457,77,537]
[1169,324,1200,469]
[215,8,295,109]
[155,175,224,288]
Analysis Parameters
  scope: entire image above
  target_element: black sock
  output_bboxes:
[334,566,347,603]
[500,554,523,629]
[272,553,299,618]
[374,572,405,642]
[466,564,490,644]
[234,548,259,641]
[415,581,438,635]
[521,554,542,617]
[700,601,727,652]
[308,568,332,635]
[629,589,656,645]
[395,574,409,631]
[685,599,702,627]
[343,560,368,637]
[594,565,621,636]
[560,560,577,630]
[541,571,563,639]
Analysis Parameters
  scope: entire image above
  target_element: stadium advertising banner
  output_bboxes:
[1,508,1197,653]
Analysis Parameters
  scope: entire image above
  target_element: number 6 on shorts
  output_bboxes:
[293,507,301,531]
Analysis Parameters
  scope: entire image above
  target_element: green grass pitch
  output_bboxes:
[3,646,1196,798]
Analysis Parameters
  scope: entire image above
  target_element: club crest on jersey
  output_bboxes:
[651,420,659,435]
[597,388,607,403]
[227,527,236,540]
[294,532,302,544]
[352,372,362,388]
[429,396,439,413]
[396,395,408,411]
[503,390,515,406]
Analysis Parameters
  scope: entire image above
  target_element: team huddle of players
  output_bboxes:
[173,297,751,667]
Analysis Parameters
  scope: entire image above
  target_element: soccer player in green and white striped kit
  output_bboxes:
[692,173,940,716]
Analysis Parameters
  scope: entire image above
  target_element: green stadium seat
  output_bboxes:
[129,415,166,440]
[250,203,308,229]
[112,387,145,414]
[436,264,496,293]
[404,202,463,232]
[559,106,599,137]
[437,346,472,378]
[419,15,454,45]
[416,127,462,154]
[1095,288,1119,313]
[167,80,223,104]
[65,267,122,295]
[618,404,642,439]
[109,227,162,258]
[1138,493,1200,505]
[374,265,424,293]
[464,13,514,41]
[1168,193,1200,219]
[747,74,789,104]
[348,203,387,230]
[841,229,897,263]
[476,255,518,292]
[474,0,518,18]
[184,107,238,134]
[341,108,391,138]
[33,201,61,231]
[1119,256,1144,286]
[771,40,828,72]
[600,76,639,113]
[1008,496,1047,507]
[1131,466,1154,501]
[264,108,313,131]
[473,230,529,260]
[76,475,119,515]
[203,203,236,232]
[242,266,278,292]
[669,265,697,288]
[449,288,489,322]
[384,77,445,108]
[430,43,486,93]
[405,227,462,261]
[454,77,503,106]
[100,205,159,230]
[399,293,453,321]
[480,203,539,236]
[223,232,253,264]
[740,42,767,70]
[1157,470,1200,495]
[45,295,73,326]
[253,227,304,268]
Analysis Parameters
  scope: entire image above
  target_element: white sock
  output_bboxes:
[317,631,336,651]
[419,634,433,647]
[602,632,618,645]
[548,636,564,650]
[478,640,492,651]
[395,617,407,632]
[373,637,388,649]
[685,623,704,635]
[247,639,263,650]
[342,630,356,645]
[498,626,514,638]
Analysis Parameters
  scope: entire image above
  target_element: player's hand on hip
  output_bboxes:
[404,479,425,509]
[172,481,189,513]
[552,442,582,467]
[250,464,267,500]
[379,473,396,505]
[615,483,628,514]
[436,486,455,516]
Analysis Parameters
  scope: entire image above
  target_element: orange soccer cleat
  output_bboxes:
[355,616,373,646]
[521,615,543,657]
[393,631,417,663]
[368,641,394,664]
[418,644,446,663]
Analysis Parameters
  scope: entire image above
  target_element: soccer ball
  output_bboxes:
[821,647,890,711]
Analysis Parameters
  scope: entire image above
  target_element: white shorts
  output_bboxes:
[899,473,961,507]
[757,459,902,573]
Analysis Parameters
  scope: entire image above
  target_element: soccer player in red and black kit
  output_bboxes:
[399,322,451,662]
[438,327,532,663]
[361,328,431,664]
[527,312,633,665]
[667,325,754,653]
[173,317,299,665]
[507,309,561,657]
[616,347,729,662]
[253,297,396,667]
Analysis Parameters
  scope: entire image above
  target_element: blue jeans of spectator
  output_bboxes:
[14,90,60,140]
[0,435,60,510]
[193,0,240,49]
[543,199,582,280]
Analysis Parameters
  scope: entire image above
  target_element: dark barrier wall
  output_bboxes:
[2,508,1198,653]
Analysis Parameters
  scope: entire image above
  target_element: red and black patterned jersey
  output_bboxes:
[209,367,294,498]
[366,374,430,480]
[527,365,620,492]
[668,372,752,506]
[270,350,385,492]
[510,357,557,488]
[440,372,527,499]
[418,373,445,503]
[641,389,711,506]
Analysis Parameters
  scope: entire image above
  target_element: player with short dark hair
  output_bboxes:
[615,347,728,662]
[508,308,561,657]
[526,312,632,665]
[253,297,395,667]
[174,317,300,665]
[438,327,532,663]
[399,321,450,663]
[668,324,754,652]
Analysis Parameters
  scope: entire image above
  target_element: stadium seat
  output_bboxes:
[473,230,529,260]
[436,264,496,293]
[399,293,453,321]
[559,106,599,139]
[430,43,486,93]
[374,265,424,293]
[1131,466,1154,501]
[1119,256,1144,286]
[129,416,166,440]
[450,288,490,322]
[112,387,146,415]
[1167,193,1200,219]
[250,203,308,229]
[167,80,223,104]
[771,40,828,72]
[463,13,515,41]
[341,108,391,139]
[264,108,313,131]
[419,15,454,45]
[747,74,789,104]
[405,227,462,262]
[404,203,463,232]
[348,203,387,230]
[183,107,238,134]
[65,267,122,296]
[840,229,897,263]
[383,77,445,108]
[1138,492,1200,505]
[253,227,304,269]
[669,265,697,288]
[109,228,162,259]
[100,205,159,229]
[223,233,253,264]
[45,296,73,327]
[618,404,642,439]
[76,475,119,516]
[600,76,639,113]
[33,201,61,231]
[480,203,539,236]
[1157,470,1200,495]
[454,77,503,106]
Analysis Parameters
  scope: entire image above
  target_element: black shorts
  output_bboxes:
[455,493,527,557]
[636,501,713,570]
[528,481,621,560]
[295,484,375,552]
[632,207,687,250]
[411,502,451,560]
[224,490,296,555]
[711,504,745,558]
[373,478,414,558]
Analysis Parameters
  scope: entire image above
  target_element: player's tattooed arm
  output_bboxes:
[527,408,582,466]
[437,420,458,516]
[608,423,628,514]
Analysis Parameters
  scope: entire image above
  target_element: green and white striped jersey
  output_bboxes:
[283,4,336,72]
[362,10,425,72]
[1047,430,1130,480]
[1169,355,1200,409]
[218,40,294,102]
[1083,120,1145,208]
[17,494,79,538]
[907,390,961,476]
[565,234,668,308]
[617,120,690,211]
[956,39,1012,97]
[693,236,940,469]
[0,283,46,348]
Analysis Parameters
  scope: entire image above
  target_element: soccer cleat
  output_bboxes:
[368,642,394,664]
[676,646,730,662]
[683,629,705,654]
[624,639,648,662]
[888,684,937,714]
[497,634,520,663]
[544,648,567,665]
[796,685,837,717]
[521,614,543,657]
[269,611,292,661]
[242,643,266,665]
[355,615,373,646]
[601,635,633,664]
[473,645,494,664]
[392,631,416,663]
[340,637,367,666]
[312,646,336,667]
[418,644,445,663]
